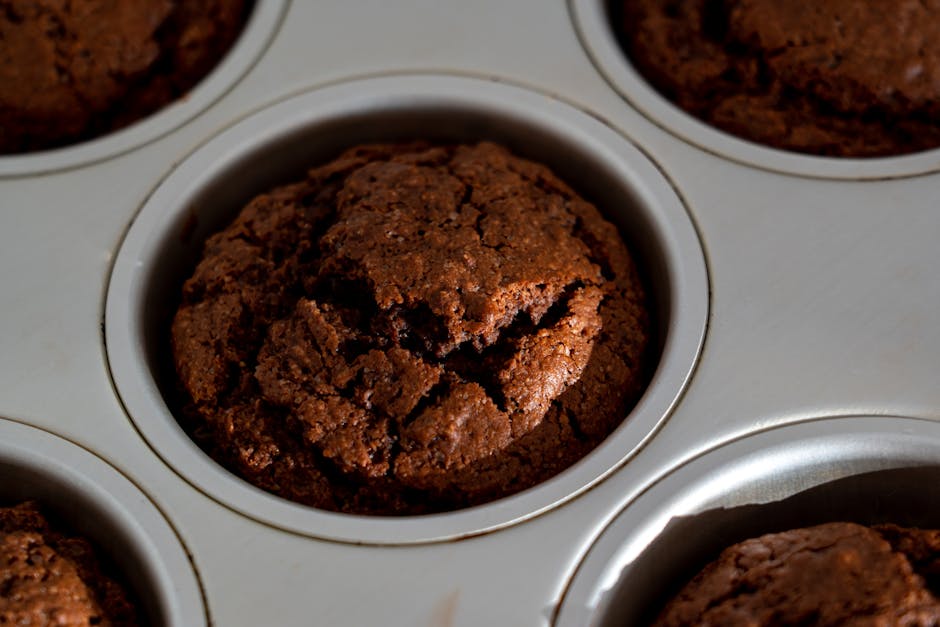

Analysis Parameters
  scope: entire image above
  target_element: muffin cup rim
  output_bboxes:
[553,414,940,627]
[104,72,709,545]
[0,416,207,627]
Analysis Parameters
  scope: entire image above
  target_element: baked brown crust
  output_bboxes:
[0,0,250,154]
[620,0,940,157]
[0,502,140,626]
[171,141,651,515]
[654,522,940,626]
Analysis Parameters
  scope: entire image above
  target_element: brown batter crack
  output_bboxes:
[172,141,651,514]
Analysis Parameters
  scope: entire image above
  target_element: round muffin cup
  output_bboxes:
[554,415,940,626]
[0,1,288,178]
[105,73,708,544]
[570,0,940,180]
[0,417,206,626]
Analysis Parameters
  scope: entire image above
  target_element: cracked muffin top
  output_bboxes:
[654,522,940,626]
[0,0,250,154]
[171,141,651,515]
[0,502,140,626]
[620,0,940,157]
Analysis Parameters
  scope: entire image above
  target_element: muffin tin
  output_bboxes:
[3,1,940,624]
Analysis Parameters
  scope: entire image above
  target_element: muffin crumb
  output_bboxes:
[172,141,652,515]
[0,501,140,626]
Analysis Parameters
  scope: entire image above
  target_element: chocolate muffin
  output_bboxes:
[0,0,251,154]
[171,141,651,515]
[0,501,140,626]
[618,0,940,157]
[654,522,940,626]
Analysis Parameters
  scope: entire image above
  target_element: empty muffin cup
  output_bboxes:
[570,0,940,179]
[105,73,708,544]
[0,417,206,626]
[0,0,287,177]
[554,415,940,626]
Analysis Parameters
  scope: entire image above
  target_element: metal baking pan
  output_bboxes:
[2,1,939,624]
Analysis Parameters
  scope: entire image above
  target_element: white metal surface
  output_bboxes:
[2,0,940,624]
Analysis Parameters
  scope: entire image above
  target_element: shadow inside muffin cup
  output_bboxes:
[107,75,708,542]
[555,417,940,626]
[0,464,159,625]
[0,420,206,626]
